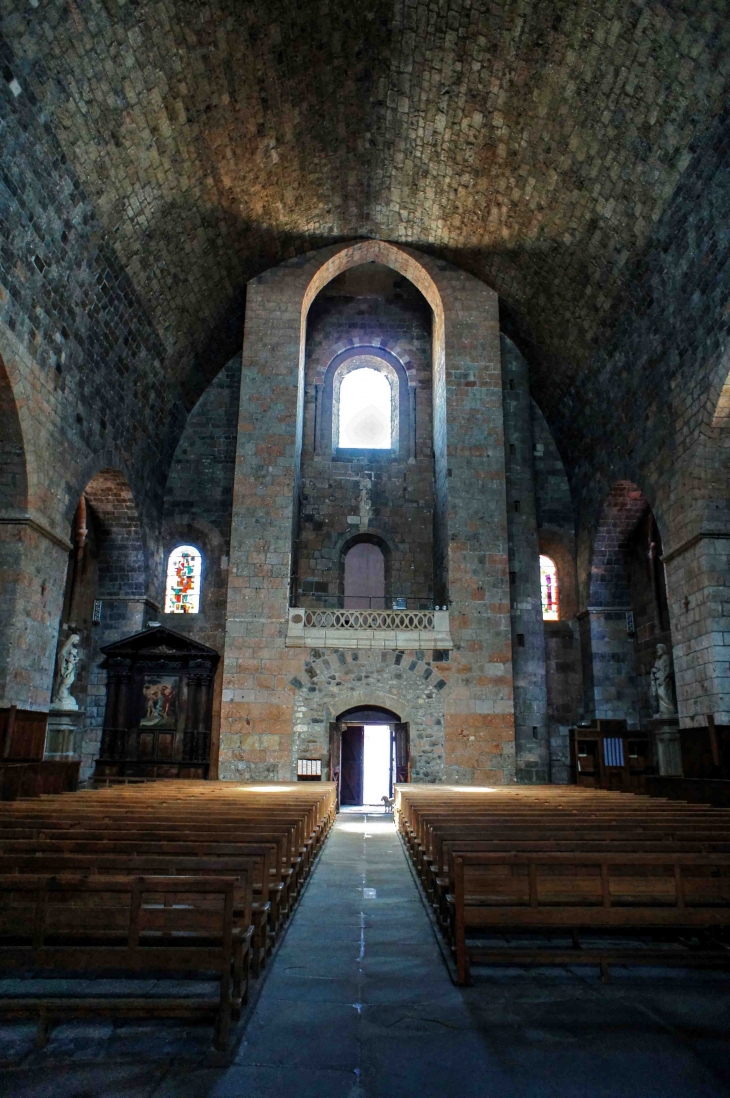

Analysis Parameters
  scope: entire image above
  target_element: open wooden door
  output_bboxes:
[329,721,342,808]
[394,722,410,784]
[340,725,364,805]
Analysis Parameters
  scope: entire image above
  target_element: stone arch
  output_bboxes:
[310,336,421,389]
[336,701,405,722]
[301,240,445,330]
[289,647,447,784]
[298,240,449,602]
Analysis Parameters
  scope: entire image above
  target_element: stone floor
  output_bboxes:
[0,809,729,1096]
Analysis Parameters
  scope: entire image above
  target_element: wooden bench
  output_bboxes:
[0,874,245,1048]
[452,850,730,984]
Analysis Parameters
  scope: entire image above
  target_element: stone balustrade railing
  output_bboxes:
[286,607,452,650]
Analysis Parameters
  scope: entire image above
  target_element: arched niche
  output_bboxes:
[296,241,449,605]
[580,480,674,725]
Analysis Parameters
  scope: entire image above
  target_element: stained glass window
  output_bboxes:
[540,555,559,621]
[165,545,202,614]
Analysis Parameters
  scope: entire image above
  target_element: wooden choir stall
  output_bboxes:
[94,626,219,781]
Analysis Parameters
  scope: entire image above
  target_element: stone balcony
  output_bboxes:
[285,607,453,650]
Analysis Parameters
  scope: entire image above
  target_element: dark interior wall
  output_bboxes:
[0,34,192,714]
[623,507,672,724]
[550,105,730,542]
[530,397,582,781]
[160,354,241,654]
[0,41,186,533]
[295,264,435,608]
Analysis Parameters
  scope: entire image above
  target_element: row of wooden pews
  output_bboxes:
[395,784,730,985]
[0,780,336,1048]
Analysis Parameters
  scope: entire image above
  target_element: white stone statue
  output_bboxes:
[51,633,81,711]
[650,643,676,717]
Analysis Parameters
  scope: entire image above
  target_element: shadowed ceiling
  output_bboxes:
[3,0,729,413]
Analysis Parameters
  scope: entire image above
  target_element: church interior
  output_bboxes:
[1,1,730,1094]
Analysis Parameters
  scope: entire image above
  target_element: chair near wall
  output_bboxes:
[570,720,653,792]
[0,707,79,800]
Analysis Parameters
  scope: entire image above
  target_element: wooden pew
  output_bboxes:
[0,780,337,1035]
[0,874,244,1049]
[452,850,730,984]
[394,784,730,983]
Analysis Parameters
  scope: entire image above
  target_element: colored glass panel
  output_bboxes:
[540,555,559,620]
[165,545,202,614]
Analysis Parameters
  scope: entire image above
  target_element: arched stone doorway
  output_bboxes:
[329,705,409,807]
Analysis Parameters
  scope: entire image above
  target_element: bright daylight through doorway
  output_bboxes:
[362,725,392,804]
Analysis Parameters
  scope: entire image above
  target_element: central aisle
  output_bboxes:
[223,810,493,1098]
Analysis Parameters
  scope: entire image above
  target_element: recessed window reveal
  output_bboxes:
[338,367,392,449]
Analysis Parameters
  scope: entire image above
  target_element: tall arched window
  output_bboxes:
[165,545,202,614]
[338,367,392,449]
[344,541,385,609]
[540,555,559,620]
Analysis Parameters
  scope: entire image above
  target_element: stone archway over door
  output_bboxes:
[329,716,409,807]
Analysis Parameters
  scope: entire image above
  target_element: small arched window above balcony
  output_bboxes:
[331,354,400,457]
[540,555,559,621]
[165,544,202,614]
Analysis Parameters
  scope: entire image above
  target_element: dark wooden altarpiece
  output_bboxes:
[95,626,219,780]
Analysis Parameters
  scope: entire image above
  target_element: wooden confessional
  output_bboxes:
[95,625,219,781]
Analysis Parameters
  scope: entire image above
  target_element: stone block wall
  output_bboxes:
[544,621,582,782]
[291,648,447,783]
[221,240,515,785]
[0,39,184,713]
[549,106,730,732]
[530,398,582,773]
[295,270,435,607]
[501,336,549,782]
[665,535,730,727]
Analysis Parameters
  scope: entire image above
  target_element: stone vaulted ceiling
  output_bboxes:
[2,0,729,412]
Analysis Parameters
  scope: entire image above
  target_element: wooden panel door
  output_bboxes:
[329,721,342,808]
[340,725,364,805]
[344,542,385,609]
[394,722,410,784]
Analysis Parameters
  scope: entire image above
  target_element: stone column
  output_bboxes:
[500,337,549,782]
[0,519,70,711]
[664,532,730,726]
[219,266,305,780]
[439,272,515,785]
